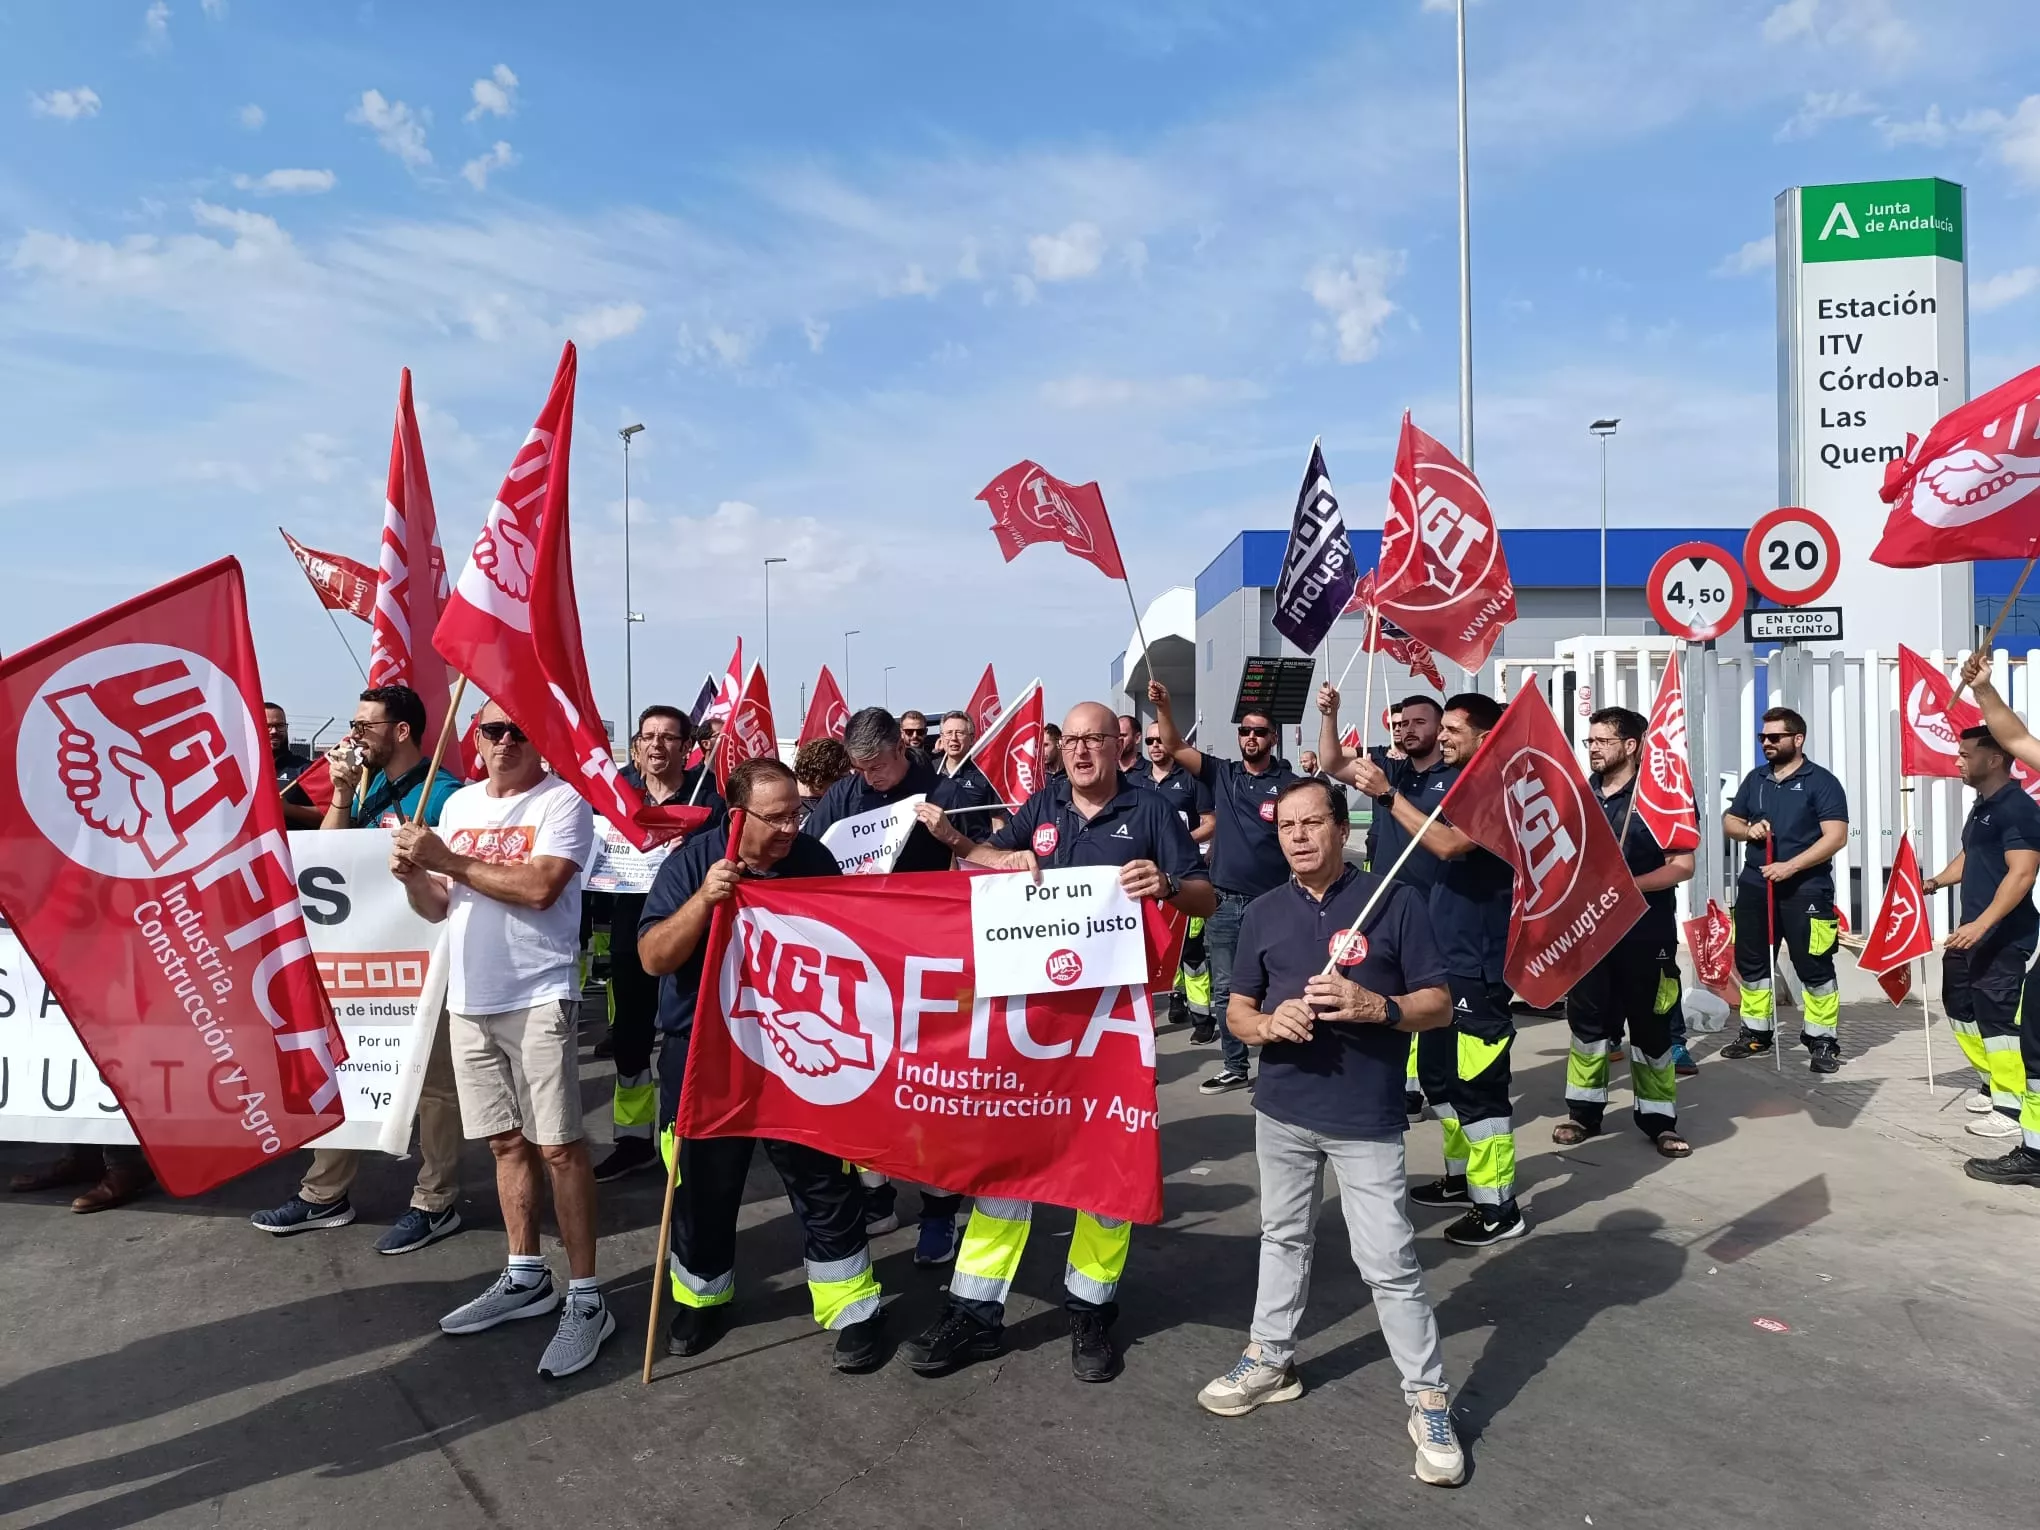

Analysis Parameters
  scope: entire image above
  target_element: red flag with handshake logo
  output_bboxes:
[1437,682,1645,1006]
[1872,362,2040,567]
[0,559,348,1192]
[798,664,849,746]
[1637,654,1700,851]
[976,461,1127,581]
[1859,833,1934,1004]
[679,873,1180,1222]
[1374,413,1516,670]
[713,666,778,790]
[965,678,1045,806]
[369,367,455,749]
[965,663,1002,735]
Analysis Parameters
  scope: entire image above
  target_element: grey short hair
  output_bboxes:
[940,710,973,729]
[843,706,900,759]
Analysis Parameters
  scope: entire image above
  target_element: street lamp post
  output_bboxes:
[763,557,787,687]
[619,423,646,729]
[843,629,860,706]
[1456,0,1474,466]
[884,665,897,710]
[1590,418,1619,636]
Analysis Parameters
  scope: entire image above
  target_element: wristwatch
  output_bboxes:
[1163,872,1182,901]
[1383,997,1404,1029]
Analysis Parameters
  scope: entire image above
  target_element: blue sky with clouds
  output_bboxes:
[6,0,2040,727]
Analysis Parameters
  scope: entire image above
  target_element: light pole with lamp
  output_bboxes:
[843,629,860,706]
[763,556,787,687]
[619,423,646,729]
[1590,418,1619,636]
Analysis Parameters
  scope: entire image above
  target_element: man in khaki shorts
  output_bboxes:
[391,700,611,1380]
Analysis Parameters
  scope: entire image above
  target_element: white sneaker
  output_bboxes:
[1197,1348,1304,1416]
[1967,1112,2020,1138]
[1966,1091,1996,1114]
[1409,1388,1466,1486]
[538,1293,616,1379]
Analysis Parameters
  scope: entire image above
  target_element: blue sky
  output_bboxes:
[6,0,2040,730]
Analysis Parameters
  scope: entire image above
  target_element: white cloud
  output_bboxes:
[237,102,264,130]
[1974,266,2040,312]
[460,140,517,191]
[144,1,171,47]
[1762,0,1818,42]
[1876,104,1950,146]
[568,301,644,344]
[1883,96,2040,186]
[189,200,287,246]
[898,262,935,296]
[1306,250,1402,363]
[802,317,829,352]
[1992,95,2040,185]
[465,64,518,122]
[1712,234,1774,277]
[1776,89,1873,140]
[1762,0,1912,58]
[956,240,981,280]
[348,90,431,169]
[202,0,226,16]
[1028,221,1105,281]
[678,323,755,368]
[1039,374,1259,411]
[635,499,869,609]
[231,168,336,195]
[29,87,101,122]
[1010,273,1038,305]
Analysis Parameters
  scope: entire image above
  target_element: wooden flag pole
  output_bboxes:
[1358,607,1383,758]
[410,676,470,826]
[1900,784,1937,1097]
[1954,551,2039,705]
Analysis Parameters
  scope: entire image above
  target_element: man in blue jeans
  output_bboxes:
[1149,679,1298,1094]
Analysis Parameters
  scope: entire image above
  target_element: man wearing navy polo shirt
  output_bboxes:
[932,709,1003,844]
[804,706,961,874]
[1196,776,1463,1487]
[1720,705,1851,1073]
[1148,678,1298,1093]
[910,700,1214,1384]
[1140,720,1216,1027]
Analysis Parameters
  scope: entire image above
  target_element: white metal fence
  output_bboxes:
[1496,641,2040,942]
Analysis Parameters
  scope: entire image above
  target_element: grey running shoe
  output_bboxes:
[439,1269,560,1335]
[1409,1388,1466,1485]
[1197,1349,1304,1416]
[538,1293,616,1380]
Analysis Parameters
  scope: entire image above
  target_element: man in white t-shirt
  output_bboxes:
[390,700,611,1381]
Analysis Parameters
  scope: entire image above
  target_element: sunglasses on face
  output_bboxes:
[1238,726,1272,738]
[477,722,528,744]
[1759,731,1794,743]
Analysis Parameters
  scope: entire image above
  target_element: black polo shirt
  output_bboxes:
[639,831,841,1038]
[1429,831,1514,984]
[1727,758,1848,894]
[991,772,1209,883]
[803,752,954,873]
[1365,756,1454,891]
[1233,866,1447,1140]
[933,757,1003,842]
[1135,761,1212,832]
[1594,774,1677,952]
[1961,778,2040,950]
[1194,752,1299,897]
[272,744,313,789]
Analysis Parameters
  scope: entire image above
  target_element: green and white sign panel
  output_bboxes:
[1776,177,1971,652]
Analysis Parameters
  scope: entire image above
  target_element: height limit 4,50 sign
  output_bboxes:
[1743,507,1840,607]
[1647,542,1747,643]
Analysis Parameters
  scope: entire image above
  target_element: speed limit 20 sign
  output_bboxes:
[1743,507,1840,607]
[1647,542,1747,642]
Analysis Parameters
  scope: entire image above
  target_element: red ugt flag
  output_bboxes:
[1343,571,1446,689]
[279,530,377,623]
[370,368,455,749]
[968,679,1045,805]
[1637,654,1700,852]
[1437,682,1645,1006]
[434,341,650,848]
[706,640,744,726]
[965,663,1002,735]
[799,664,849,746]
[1873,362,2040,567]
[1859,834,1935,1004]
[1374,413,1516,671]
[976,462,1126,581]
[1897,644,1978,779]
[714,666,779,790]
[0,559,348,1192]
[1681,897,1737,1007]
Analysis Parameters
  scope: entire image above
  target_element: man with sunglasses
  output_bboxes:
[910,700,1215,1383]
[1148,679,1300,1092]
[1138,721,1216,1027]
[1719,706,1850,1074]
[251,683,468,1252]
[899,710,932,758]
[391,701,612,1380]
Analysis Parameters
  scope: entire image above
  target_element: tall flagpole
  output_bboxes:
[1455,0,1474,467]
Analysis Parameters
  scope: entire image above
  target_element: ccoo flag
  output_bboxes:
[1872,362,2040,568]
[975,462,1126,581]
[1272,440,1359,655]
[280,530,377,623]
[1375,413,1516,670]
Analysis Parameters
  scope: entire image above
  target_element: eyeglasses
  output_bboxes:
[349,719,395,735]
[636,732,685,747]
[747,810,803,832]
[1060,732,1114,752]
[1144,736,1163,747]
[1758,731,1795,743]
[1238,725,1272,738]
[477,722,528,744]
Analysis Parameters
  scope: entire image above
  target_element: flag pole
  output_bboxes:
[410,675,470,826]
[1616,644,1673,852]
[322,604,371,685]
[1316,797,1451,978]
[1121,577,1153,700]
[1359,606,1382,758]
[1767,833,1783,1074]
[961,679,1042,770]
[1900,785,1936,1097]
[1954,551,2039,704]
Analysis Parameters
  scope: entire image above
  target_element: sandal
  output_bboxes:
[1653,1131,1693,1159]
[1551,1120,1596,1146]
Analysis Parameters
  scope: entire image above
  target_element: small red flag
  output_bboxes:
[0,559,348,1192]
[1343,571,1446,688]
[1681,897,1737,1007]
[369,369,455,748]
[1374,413,1516,671]
[975,462,1126,581]
[1897,644,1977,779]
[280,530,377,622]
[968,679,1045,806]
[1860,833,1935,986]
[965,664,1002,735]
[798,665,849,746]
[715,666,779,790]
[1436,682,1646,1006]
[706,640,744,726]
[1637,655,1700,852]
[1872,362,2040,568]
[287,753,335,812]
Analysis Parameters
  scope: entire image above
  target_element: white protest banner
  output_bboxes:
[583,818,676,894]
[818,795,925,876]
[969,866,1147,999]
[0,830,441,1153]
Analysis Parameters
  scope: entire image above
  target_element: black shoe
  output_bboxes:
[832,1310,888,1373]
[1404,1091,1427,1120]
[667,1304,724,1357]
[1964,1145,2040,1186]
[1069,1308,1119,1383]
[1166,993,1190,1027]
[591,1033,615,1061]
[1198,1069,1251,1095]
[592,1138,656,1183]
[1190,1021,1217,1045]
[901,1305,1003,1375]
[1444,1204,1528,1247]
[1717,1027,1774,1060]
[1407,1174,1470,1208]
[1806,1036,1842,1075]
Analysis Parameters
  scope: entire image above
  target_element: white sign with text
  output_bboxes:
[818,796,925,876]
[582,819,677,894]
[969,867,1147,999]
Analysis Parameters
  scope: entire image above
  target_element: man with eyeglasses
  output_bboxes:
[933,709,1003,843]
[1148,679,1300,1092]
[637,757,887,1373]
[1139,721,1216,1026]
[593,705,728,1183]
[251,683,468,1252]
[1719,705,1850,1074]
[909,700,1215,1383]
[899,710,932,758]
[390,700,613,1380]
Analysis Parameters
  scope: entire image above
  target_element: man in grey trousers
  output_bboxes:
[1195,776,1465,1487]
